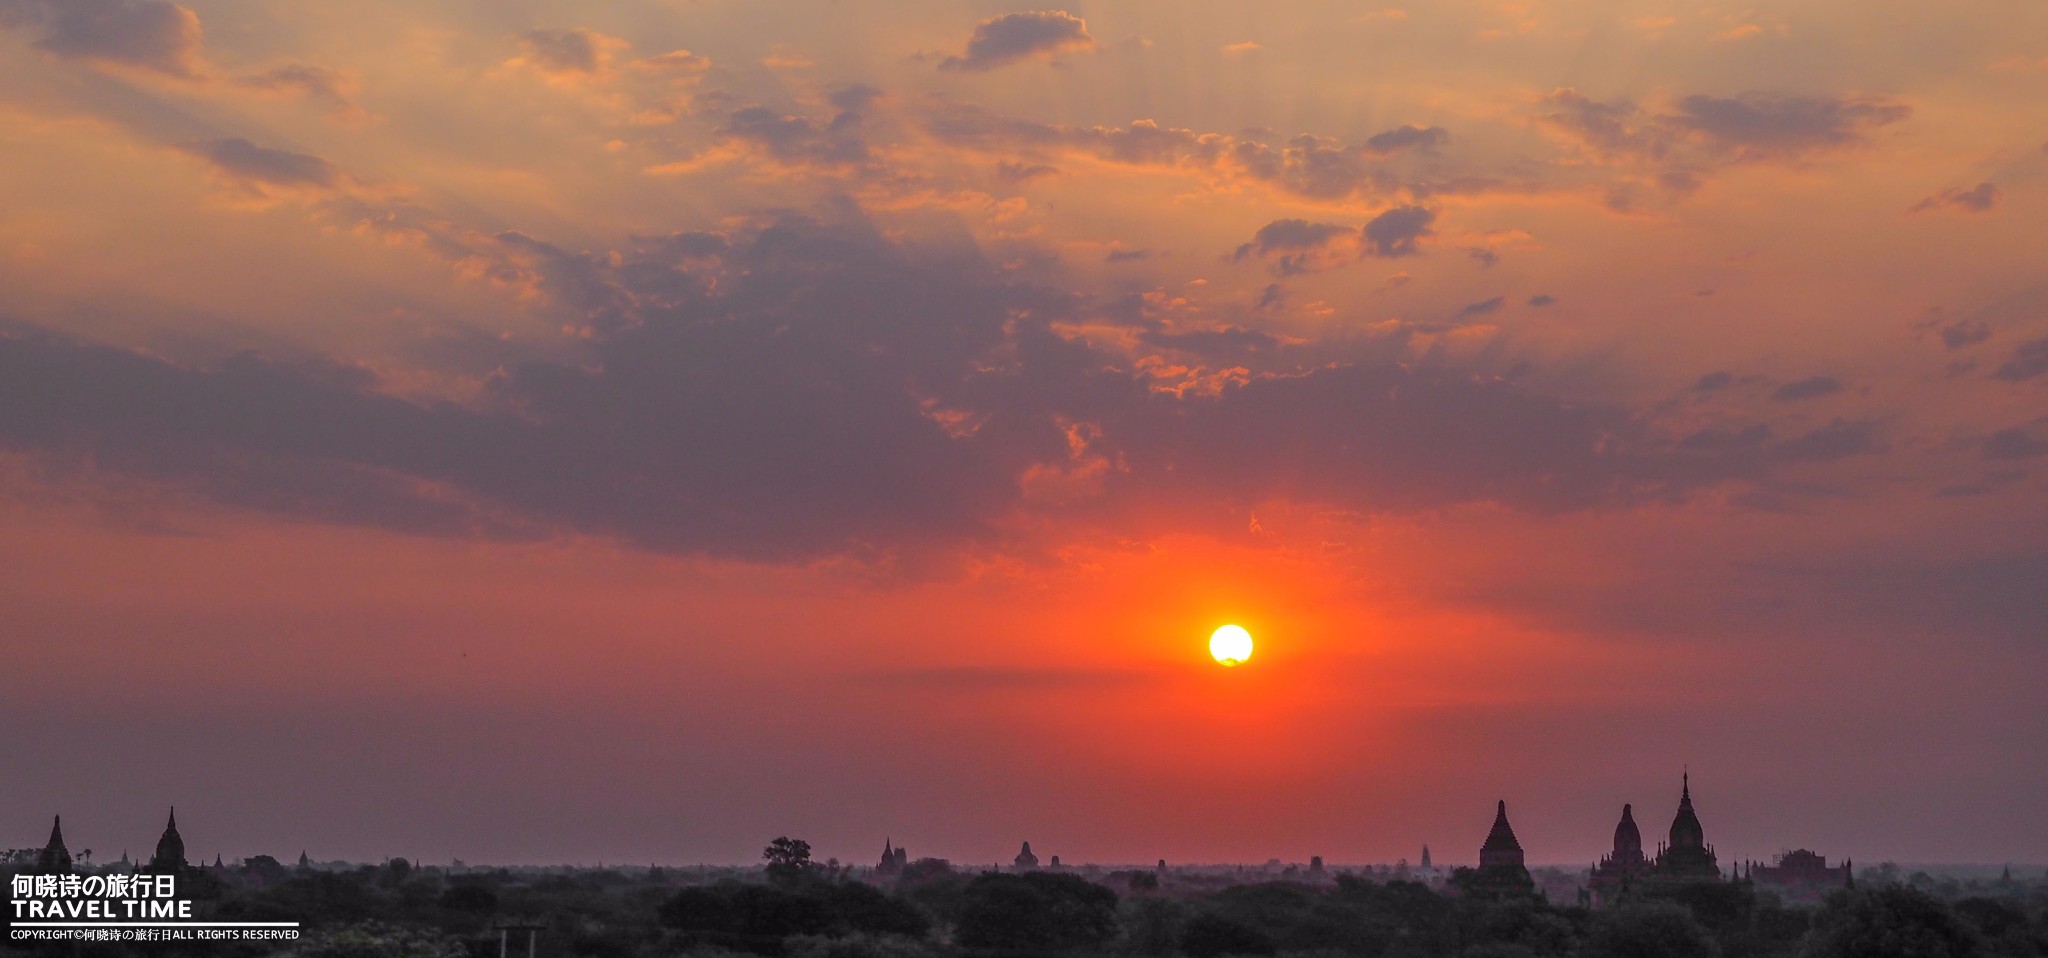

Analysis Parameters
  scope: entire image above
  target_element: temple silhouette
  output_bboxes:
[875,838,908,877]
[28,808,202,878]
[1468,800,1537,896]
[1464,773,1852,905]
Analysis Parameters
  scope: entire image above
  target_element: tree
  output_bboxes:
[1121,897,1189,957]
[955,872,1120,953]
[438,883,498,914]
[1801,886,1983,958]
[278,921,467,958]
[766,837,817,886]
[1181,912,1277,958]
[1582,902,1719,958]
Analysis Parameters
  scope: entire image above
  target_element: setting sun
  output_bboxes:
[1209,624,1253,666]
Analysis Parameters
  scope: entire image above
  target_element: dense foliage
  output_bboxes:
[4,850,2044,958]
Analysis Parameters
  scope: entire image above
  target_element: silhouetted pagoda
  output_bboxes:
[1467,800,1535,896]
[1651,773,1719,880]
[37,816,72,875]
[1744,849,1851,902]
[145,808,187,874]
[876,839,907,877]
[1589,804,1651,904]
[1013,841,1039,870]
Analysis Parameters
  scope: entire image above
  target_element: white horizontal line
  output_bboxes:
[12,923,301,928]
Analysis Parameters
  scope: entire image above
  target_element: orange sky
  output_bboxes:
[3,0,2046,867]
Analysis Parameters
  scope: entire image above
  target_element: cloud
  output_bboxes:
[1983,427,2048,460]
[860,665,1158,691]
[1771,376,1843,401]
[1138,326,1281,356]
[513,27,628,78]
[1694,371,1735,391]
[715,101,871,168]
[233,64,366,122]
[921,106,1515,204]
[1527,294,1557,307]
[1909,182,2002,214]
[1769,419,1884,461]
[1362,206,1435,257]
[940,11,1095,72]
[1458,296,1506,317]
[1929,317,1991,350]
[1664,93,1910,160]
[1535,89,1664,159]
[1361,124,1448,156]
[0,212,1895,565]
[1232,219,1353,275]
[0,0,203,77]
[1992,338,2048,382]
[1104,248,1151,263]
[181,138,341,195]
[996,161,1059,183]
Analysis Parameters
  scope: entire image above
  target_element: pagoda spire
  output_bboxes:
[150,806,186,872]
[38,815,72,874]
[1480,801,1525,867]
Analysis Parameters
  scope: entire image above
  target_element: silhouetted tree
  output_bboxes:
[277,921,466,957]
[1582,902,1719,958]
[766,837,817,886]
[1182,912,1277,958]
[1802,886,1983,958]
[438,883,497,914]
[954,872,1119,953]
[823,881,931,938]
[1120,896,1188,957]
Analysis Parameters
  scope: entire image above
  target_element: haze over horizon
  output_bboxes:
[3,0,2046,868]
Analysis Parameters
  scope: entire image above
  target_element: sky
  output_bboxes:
[2,0,2047,870]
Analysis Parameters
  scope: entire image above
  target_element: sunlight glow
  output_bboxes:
[1209,624,1253,666]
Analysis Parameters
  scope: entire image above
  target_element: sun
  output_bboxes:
[1209,624,1254,666]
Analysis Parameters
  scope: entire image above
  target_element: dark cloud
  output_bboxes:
[184,138,340,189]
[234,64,363,121]
[1361,124,1448,156]
[995,161,1059,183]
[1909,182,2002,214]
[1676,422,1771,453]
[1694,371,1735,391]
[1992,338,2048,382]
[1769,419,1884,461]
[1138,326,1280,356]
[1232,219,1351,274]
[1933,318,1991,350]
[828,84,882,114]
[1771,376,1843,401]
[860,665,1158,691]
[1665,93,1910,159]
[0,218,1031,561]
[1535,89,1663,159]
[1253,283,1285,312]
[922,106,1517,205]
[940,11,1094,72]
[0,0,202,76]
[717,103,870,168]
[1983,427,2048,460]
[1361,206,1435,257]
[1458,296,1506,317]
[1104,248,1151,263]
[1465,248,1499,268]
[518,27,610,74]
[1527,294,1557,307]
[0,214,1886,563]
